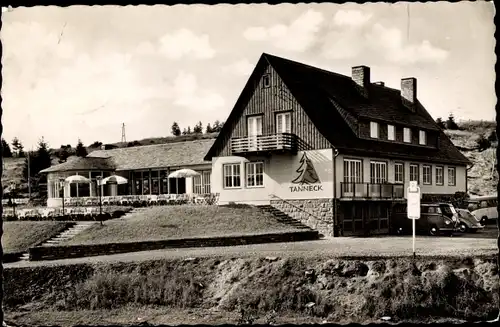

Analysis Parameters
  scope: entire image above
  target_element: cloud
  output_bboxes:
[224,58,255,76]
[243,9,324,52]
[369,23,449,64]
[170,71,225,111]
[333,9,373,27]
[158,28,216,60]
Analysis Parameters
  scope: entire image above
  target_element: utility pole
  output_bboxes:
[27,149,31,200]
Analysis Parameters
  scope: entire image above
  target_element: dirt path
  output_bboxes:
[4,233,497,269]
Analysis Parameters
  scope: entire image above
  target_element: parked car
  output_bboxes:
[469,195,498,225]
[456,209,484,233]
[391,202,457,236]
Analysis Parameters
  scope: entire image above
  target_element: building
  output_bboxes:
[204,53,471,237]
[41,139,214,207]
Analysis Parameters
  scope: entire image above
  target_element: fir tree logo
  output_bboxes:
[291,152,320,184]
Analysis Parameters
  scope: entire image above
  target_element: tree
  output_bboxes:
[291,153,320,184]
[12,137,25,157]
[2,138,13,157]
[193,121,203,134]
[205,123,212,134]
[91,141,103,148]
[75,139,88,157]
[487,130,498,143]
[171,122,181,136]
[182,128,188,135]
[23,137,52,189]
[446,113,459,130]
[187,126,192,135]
[435,117,446,129]
[476,134,492,152]
[58,145,70,163]
[212,120,224,133]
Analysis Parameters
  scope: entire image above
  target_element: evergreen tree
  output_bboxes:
[12,137,25,157]
[187,126,192,134]
[205,123,212,134]
[2,138,13,157]
[76,139,88,157]
[23,137,52,188]
[446,113,459,130]
[171,122,181,136]
[58,145,70,163]
[435,117,446,129]
[193,121,203,134]
[291,153,320,184]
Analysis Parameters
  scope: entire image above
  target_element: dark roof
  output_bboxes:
[40,157,115,173]
[205,53,470,166]
[87,139,214,171]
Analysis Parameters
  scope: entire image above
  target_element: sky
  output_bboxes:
[1,2,496,150]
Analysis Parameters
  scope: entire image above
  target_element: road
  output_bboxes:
[5,228,497,269]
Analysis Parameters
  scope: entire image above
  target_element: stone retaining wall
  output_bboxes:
[270,198,340,237]
[28,230,320,261]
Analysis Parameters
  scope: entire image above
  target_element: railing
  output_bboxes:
[58,193,220,207]
[340,182,405,199]
[231,133,297,154]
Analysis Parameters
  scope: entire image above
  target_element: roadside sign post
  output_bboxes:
[407,181,421,260]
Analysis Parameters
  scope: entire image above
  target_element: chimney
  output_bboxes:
[352,66,370,97]
[401,77,417,109]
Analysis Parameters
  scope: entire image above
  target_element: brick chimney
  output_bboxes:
[401,77,417,110]
[352,66,370,97]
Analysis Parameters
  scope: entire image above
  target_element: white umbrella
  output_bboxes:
[101,175,128,185]
[65,175,91,183]
[168,169,200,178]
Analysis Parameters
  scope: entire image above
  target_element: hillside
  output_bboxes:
[2,122,497,198]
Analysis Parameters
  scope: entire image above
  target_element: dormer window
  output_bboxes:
[262,74,271,88]
[370,121,379,138]
[403,127,411,143]
[387,125,395,141]
[419,130,427,145]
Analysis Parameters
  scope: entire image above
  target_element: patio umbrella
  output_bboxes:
[101,175,128,185]
[168,169,200,178]
[65,175,91,183]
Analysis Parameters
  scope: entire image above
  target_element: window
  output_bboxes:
[343,159,362,194]
[448,167,456,186]
[410,164,419,183]
[404,128,411,143]
[223,164,241,188]
[370,161,387,184]
[193,171,211,194]
[388,125,395,141]
[419,130,427,145]
[262,74,271,88]
[276,112,291,134]
[435,166,444,185]
[423,165,432,185]
[370,122,379,138]
[246,162,264,187]
[394,162,404,183]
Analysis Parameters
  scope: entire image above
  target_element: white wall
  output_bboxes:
[212,149,334,205]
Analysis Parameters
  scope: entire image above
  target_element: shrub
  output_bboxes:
[476,134,492,152]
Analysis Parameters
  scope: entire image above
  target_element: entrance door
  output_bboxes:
[247,116,263,151]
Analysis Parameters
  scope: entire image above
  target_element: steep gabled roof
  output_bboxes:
[205,53,471,165]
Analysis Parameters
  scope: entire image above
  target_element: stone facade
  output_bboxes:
[270,198,341,237]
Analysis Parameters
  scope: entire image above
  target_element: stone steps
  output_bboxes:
[19,221,98,261]
[258,205,313,231]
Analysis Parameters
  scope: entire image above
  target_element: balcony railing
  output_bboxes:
[340,182,405,199]
[231,133,297,155]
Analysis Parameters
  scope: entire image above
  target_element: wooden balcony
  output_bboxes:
[231,133,298,155]
[340,182,405,200]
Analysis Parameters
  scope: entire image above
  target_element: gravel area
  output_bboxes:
[5,233,497,269]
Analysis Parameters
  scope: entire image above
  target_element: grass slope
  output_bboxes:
[62,205,302,246]
[3,221,71,254]
[3,256,498,324]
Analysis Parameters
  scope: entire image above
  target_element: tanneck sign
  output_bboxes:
[289,152,323,192]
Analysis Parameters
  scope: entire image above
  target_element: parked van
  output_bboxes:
[391,203,457,236]
[468,195,498,225]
